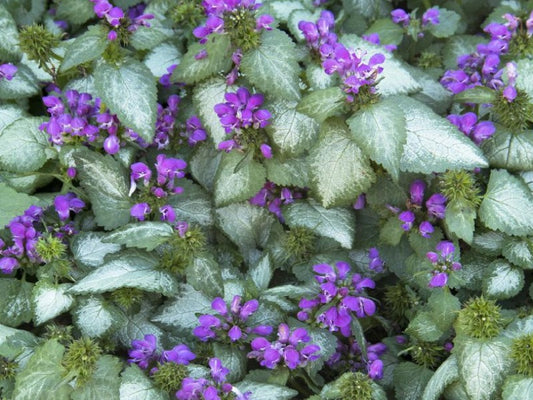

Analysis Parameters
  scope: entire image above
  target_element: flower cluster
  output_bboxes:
[0,63,17,81]
[90,0,154,41]
[0,195,84,274]
[129,154,187,222]
[193,295,272,343]
[390,7,440,40]
[299,11,385,103]
[248,323,320,369]
[151,95,180,149]
[447,112,496,145]
[426,241,462,287]
[177,358,251,400]
[249,182,304,222]
[39,88,143,154]
[368,248,384,273]
[214,86,272,158]
[128,334,196,371]
[297,262,377,337]
[391,180,446,238]
[327,340,387,380]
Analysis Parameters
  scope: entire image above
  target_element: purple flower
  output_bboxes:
[368,247,384,272]
[130,203,151,221]
[429,272,448,288]
[422,8,439,27]
[54,193,85,220]
[161,344,196,365]
[353,194,366,209]
[128,334,157,369]
[159,205,176,222]
[391,9,410,26]
[419,221,434,238]
[0,63,18,81]
[426,194,446,219]
[0,257,19,274]
[399,210,415,231]
[409,180,426,205]
[426,241,461,288]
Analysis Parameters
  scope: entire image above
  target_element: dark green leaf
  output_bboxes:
[0,279,33,327]
[61,25,108,72]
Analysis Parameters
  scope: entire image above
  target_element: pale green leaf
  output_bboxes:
[445,200,476,244]
[0,279,33,327]
[234,381,298,400]
[408,67,453,114]
[0,65,39,100]
[143,42,181,78]
[94,59,157,143]
[0,5,21,60]
[74,296,121,338]
[502,237,533,270]
[422,355,459,400]
[114,304,164,348]
[249,254,272,291]
[172,34,232,84]
[516,59,533,99]
[479,169,533,236]
[262,0,304,23]
[130,12,173,50]
[71,355,121,400]
[192,77,235,146]
[0,105,25,132]
[0,183,38,226]
[60,25,108,72]
[104,222,174,251]
[71,232,121,268]
[296,87,345,123]
[502,375,533,400]
[311,122,375,207]
[393,362,434,400]
[213,343,247,382]
[166,179,214,226]
[472,230,505,256]
[482,260,524,300]
[74,150,132,230]
[119,365,167,400]
[283,200,356,248]
[12,340,71,400]
[186,255,224,298]
[365,18,404,45]
[305,63,337,90]
[241,29,301,101]
[348,96,406,180]
[398,97,488,173]
[0,117,53,173]
[152,284,213,336]
[457,337,512,400]
[287,8,321,41]
[428,290,461,332]
[69,250,177,296]
[406,311,444,342]
[428,7,460,38]
[56,0,94,25]
[481,127,533,171]
[454,86,496,104]
[190,142,223,191]
[214,152,266,207]
[32,283,73,326]
[264,156,309,187]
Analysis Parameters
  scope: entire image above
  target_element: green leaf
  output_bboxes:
[0,279,33,327]
[0,117,53,173]
[71,232,121,268]
[213,343,246,382]
[74,150,132,230]
[186,255,224,299]
[456,337,512,400]
[94,59,157,143]
[422,355,459,400]
[427,7,461,38]
[304,63,336,90]
[348,97,406,180]
[0,65,39,100]
[453,86,496,104]
[241,29,301,101]
[311,122,376,207]
[393,362,434,400]
[365,18,404,45]
[114,304,164,348]
[166,179,214,226]
[216,203,277,251]
[0,104,25,132]
[502,237,533,270]
[427,290,461,332]
[152,284,213,336]
[264,156,309,187]
[502,375,533,400]
[340,34,421,96]
[190,142,223,191]
[119,365,167,400]
[0,5,21,60]
[56,0,94,25]
[398,97,488,173]
[408,67,452,115]
[443,35,484,70]
[406,312,444,342]
[0,183,38,226]
[249,254,272,291]
[235,380,298,400]
[61,25,108,72]
[71,355,121,400]
[130,12,174,51]
[516,59,533,100]
[172,34,232,84]
[74,296,121,338]
[32,283,73,326]
[143,42,181,78]
[379,216,404,246]
[69,250,177,296]
[482,260,524,300]
[472,230,505,256]
[481,127,533,171]
[214,152,266,207]
[479,169,533,236]
[296,87,345,122]
[12,340,71,400]
[266,101,319,156]
[104,222,174,251]
[445,200,476,244]
[283,200,356,248]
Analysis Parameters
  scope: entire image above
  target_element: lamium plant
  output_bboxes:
[2,0,533,399]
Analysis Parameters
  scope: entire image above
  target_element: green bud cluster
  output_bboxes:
[283,227,316,261]
[384,284,420,324]
[510,333,533,376]
[456,296,503,339]
[152,362,189,393]
[417,51,442,69]
[18,24,60,71]
[171,0,205,30]
[44,324,73,345]
[35,235,67,263]
[159,226,207,275]
[337,371,373,400]
[409,341,446,369]
[62,338,102,386]
[0,357,17,379]
[492,88,533,132]
[110,287,144,309]
[440,170,481,207]
[224,8,260,52]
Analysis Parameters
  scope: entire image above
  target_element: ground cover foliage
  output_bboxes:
[1,0,533,399]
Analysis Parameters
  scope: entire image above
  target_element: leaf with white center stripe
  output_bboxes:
[482,260,524,300]
[32,283,74,326]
